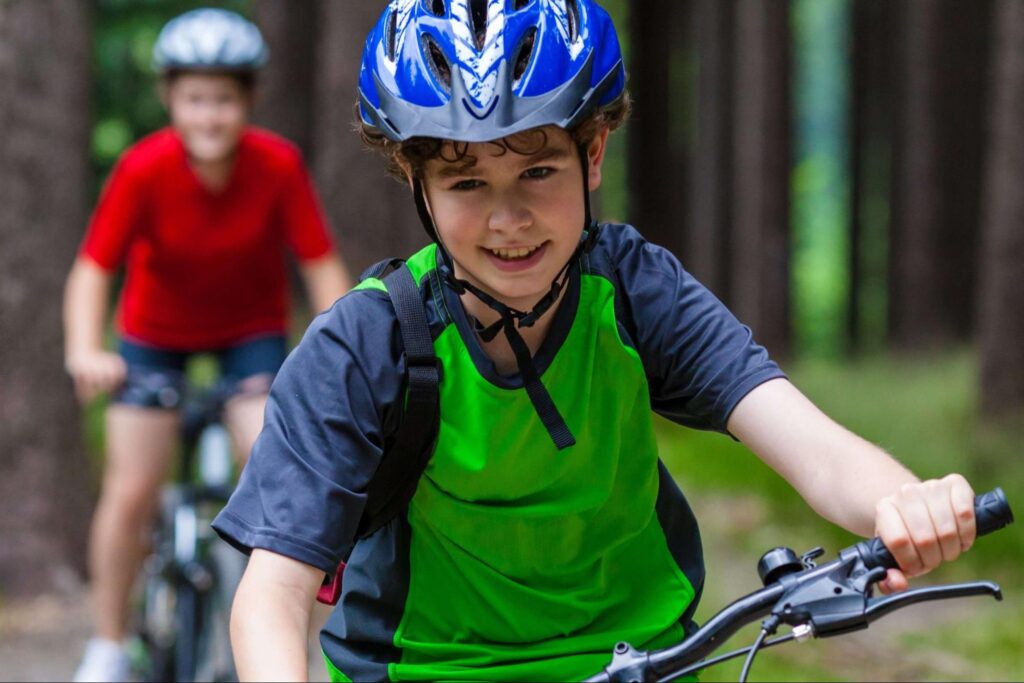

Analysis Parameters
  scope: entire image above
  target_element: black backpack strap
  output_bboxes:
[356,262,441,539]
[360,257,406,282]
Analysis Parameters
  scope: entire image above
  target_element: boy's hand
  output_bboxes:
[873,474,976,593]
[65,349,127,403]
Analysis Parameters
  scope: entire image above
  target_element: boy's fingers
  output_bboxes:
[897,484,943,573]
[921,482,962,564]
[875,497,925,577]
[878,568,908,595]
[945,474,977,551]
[76,375,99,403]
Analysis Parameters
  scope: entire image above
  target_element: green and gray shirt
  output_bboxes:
[214,223,784,682]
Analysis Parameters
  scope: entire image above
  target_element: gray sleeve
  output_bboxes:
[212,290,405,573]
[607,225,786,433]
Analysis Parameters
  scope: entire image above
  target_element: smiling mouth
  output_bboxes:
[487,244,544,261]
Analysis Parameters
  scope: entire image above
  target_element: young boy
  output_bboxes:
[66,8,350,682]
[214,2,977,681]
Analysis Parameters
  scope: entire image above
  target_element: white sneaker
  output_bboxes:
[72,638,130,683]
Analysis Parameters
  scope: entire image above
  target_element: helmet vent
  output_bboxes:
[386,10,398,60]
[565,0,580,42]
[510,0,533,10]
[469,0,489,49]
[422,34,453,93]
[512,27,537,84]
[427,0,446,17]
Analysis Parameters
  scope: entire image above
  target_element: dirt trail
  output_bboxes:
[0,580,332,682]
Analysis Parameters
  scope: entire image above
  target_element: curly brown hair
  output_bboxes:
[357,90,632,181]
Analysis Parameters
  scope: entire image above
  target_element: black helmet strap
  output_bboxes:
[410,143,598,450]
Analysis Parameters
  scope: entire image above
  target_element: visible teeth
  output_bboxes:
[490,246,539,259]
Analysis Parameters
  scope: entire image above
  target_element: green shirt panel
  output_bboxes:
[390,272,695,681]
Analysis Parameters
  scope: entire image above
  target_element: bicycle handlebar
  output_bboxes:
[586,487,1013,683]
[856,487,1014,571]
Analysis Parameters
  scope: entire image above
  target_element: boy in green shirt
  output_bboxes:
[214,2,978,680]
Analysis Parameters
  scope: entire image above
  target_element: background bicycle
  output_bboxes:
[127,373,245,683]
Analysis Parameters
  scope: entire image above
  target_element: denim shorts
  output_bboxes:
[113,335,287,409]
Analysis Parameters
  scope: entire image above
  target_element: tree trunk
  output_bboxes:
[730,0,791,357]
[627,0,691,260]
[311,1,422,275]
[252,0,319,159]
[848,0,891,351]
[889,0,993,349]
[0,0,94,598]
[689,0,734,302]
[978,0,1024,419]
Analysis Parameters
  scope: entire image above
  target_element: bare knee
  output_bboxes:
[225,380,271,465]
[98,469,163,524]
[99,405,179,523]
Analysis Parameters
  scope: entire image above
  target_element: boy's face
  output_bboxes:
[422,126,609,312]
[165,73,250,164]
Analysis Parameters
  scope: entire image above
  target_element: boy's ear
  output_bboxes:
[586,127,611,192]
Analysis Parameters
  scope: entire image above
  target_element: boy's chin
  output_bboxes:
[481,283,552,310]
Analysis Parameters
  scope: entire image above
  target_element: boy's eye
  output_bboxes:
[523,166,554,180]
[450,179,484,191]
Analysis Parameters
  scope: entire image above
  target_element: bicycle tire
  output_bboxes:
[135,495,179,683]
[137,569,176,683]
[174,579,205,682]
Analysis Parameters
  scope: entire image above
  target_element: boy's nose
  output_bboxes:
[488,200,531,234]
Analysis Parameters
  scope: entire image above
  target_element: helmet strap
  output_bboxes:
[409,143,599,450]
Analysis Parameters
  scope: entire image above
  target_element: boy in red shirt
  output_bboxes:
[63,9,351,681]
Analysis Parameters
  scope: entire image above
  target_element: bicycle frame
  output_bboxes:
[136,377,243,683]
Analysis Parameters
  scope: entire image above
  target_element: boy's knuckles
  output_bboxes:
[911,533,938,553]
[937,525,960,544]
[943,472,970,488]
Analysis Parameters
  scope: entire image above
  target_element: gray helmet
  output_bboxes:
[153,8,268,72]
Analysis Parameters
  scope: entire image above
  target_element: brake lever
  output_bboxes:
[865,581,1002,621]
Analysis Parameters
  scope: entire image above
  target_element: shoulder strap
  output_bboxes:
[356,261,441,539]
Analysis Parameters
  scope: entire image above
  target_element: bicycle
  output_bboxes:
[127,372,247,683]
[585,487,1014,683]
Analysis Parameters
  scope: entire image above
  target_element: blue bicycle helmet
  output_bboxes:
[359,0,625,142]
[153,8,268,72]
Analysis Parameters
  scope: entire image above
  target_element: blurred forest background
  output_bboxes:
[0,0,1022,680]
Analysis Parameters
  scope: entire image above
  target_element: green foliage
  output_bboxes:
[658,350,1023,680]
[791,0,852,359]
[592,0,629,224]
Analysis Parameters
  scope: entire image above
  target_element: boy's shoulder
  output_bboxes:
[113,127,182,178]
[589,222,679,280]
[238,126,306,174]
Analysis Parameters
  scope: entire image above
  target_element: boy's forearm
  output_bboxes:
[63,257,112,359]
[230,550,323,682]
[300,252,352,315]
[799,429,919,536]
[728,378,919,537]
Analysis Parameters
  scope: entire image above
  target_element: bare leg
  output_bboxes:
[223,374,272,469]
[88,405,179,641]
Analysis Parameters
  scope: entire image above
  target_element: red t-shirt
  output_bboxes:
[81,127,334,350]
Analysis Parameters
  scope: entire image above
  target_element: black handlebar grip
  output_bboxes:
[975,487,1014,536]
[858,487,1014,570]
